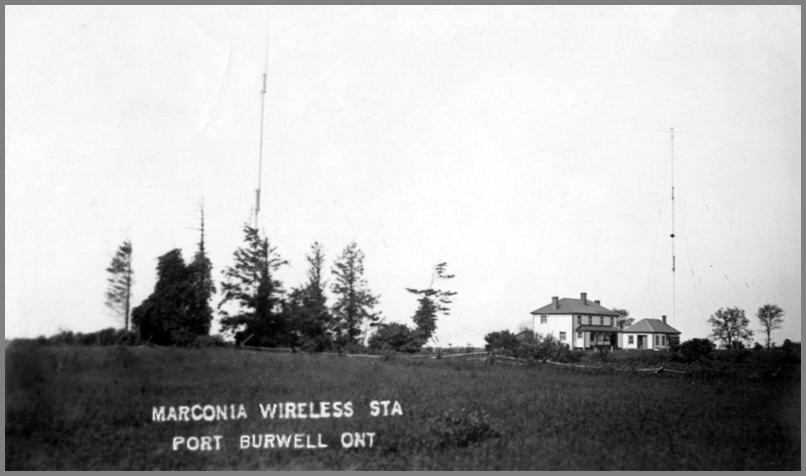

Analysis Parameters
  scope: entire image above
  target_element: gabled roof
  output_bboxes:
[531,298,619,317]
[622,318,681,334]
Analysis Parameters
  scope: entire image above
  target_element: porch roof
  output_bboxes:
[575,325,622,333]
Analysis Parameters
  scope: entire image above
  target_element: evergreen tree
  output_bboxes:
[131,249,192,345]
[185,207,215,339]
[218,224,289,347]
[331,242,380,347]
[406,262,457,346]
[105,240,134,331]
[130,210,216,346]
[295,242,332,351]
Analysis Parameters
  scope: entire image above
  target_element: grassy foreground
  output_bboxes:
[5,342,801,470]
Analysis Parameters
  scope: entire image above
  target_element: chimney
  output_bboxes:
[662,315,667,324]
[581,292,587,305]
[552,296,559,310]
[594,300,600,305]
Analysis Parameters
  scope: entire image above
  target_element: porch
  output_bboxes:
[574,325,622,350]
[574,325,621,349]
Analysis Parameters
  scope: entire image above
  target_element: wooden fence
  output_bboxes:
[232,345,688,374]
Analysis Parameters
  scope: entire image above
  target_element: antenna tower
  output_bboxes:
[254,28,270,229]
[663,127,678,327]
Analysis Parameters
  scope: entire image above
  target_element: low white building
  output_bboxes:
[530,293,621,349]
[621,317,681,350]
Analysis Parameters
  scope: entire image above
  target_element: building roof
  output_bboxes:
[622,318,681,334]
[531,297,620,316]
[575,325,622,333]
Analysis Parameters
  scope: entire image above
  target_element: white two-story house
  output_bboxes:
[530,293,622,349]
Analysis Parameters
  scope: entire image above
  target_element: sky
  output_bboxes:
[6,6,801,347]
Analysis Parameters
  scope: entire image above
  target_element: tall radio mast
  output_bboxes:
[254,28,269,229]
[662,127,679,327]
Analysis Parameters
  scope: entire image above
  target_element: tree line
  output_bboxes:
[707,304,786,351]
[105,218,456,353]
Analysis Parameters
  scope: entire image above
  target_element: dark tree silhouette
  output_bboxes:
[707,307,754,349]
[406,262,457,346]
[105,240,134,331]
[293,242,333,351]
[331,242,380,347]
[218,225,289,347]
[185,207,215,340]
[131,249,193,345]
[756,303,785,349]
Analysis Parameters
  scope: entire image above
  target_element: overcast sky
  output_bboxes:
[6,6,801,346]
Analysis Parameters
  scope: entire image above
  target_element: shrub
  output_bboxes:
[428,406,502,449]
[47,328,138,346]
[192,334,227,348]
[48,330,77,345]
[483,330,520,356]
[509,333,576,363]
[558,348,586,363]
[593,346,611,363]
[668,338,681,353]
[673,338,715,363]
[341,342,372,355]
[368,323,422,353]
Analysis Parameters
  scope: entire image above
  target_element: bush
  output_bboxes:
[673,338,715,363]
[483,330,520,356]
[192,334,227,348]
[593,346,611,363]
[711,348,753,365]
[47,328,138,346]
[368,323,422,353]
[558,348,586,363]
[507,333,579,363]
[340,342,373,355]
[48,330,77,345]
[428,406,502,449]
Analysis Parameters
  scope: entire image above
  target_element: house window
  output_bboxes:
[604,317,610,326]
[559,332,566,341]
[628,335,634,345]
[662,335,666,345]
[577,315,581,325]
[540,314,547,324]
[587,316,592,325]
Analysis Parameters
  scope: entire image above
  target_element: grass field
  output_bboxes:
[5,342,801,470]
